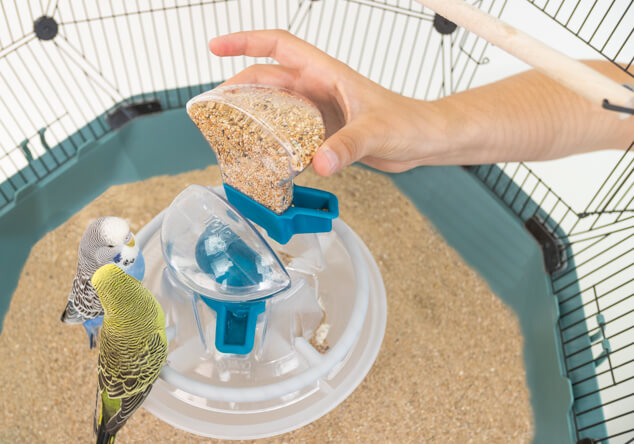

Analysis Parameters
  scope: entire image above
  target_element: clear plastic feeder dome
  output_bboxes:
[137,185,387,439]
[161,184,290,302]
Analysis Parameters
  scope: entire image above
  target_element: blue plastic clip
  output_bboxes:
[224,184,339,244]
[199,296,266,355]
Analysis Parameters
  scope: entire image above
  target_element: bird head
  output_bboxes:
[92,264,156,318]
[91,264,134,312]
[79,217,139,272]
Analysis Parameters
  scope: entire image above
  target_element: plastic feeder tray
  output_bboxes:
[137,184,387,439]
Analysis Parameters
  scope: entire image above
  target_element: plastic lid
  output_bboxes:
[161,184,290,302]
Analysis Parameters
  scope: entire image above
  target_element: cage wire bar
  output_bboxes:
[513,1,633,441]
[468,148,634,442]
[0,0,502,215]
[524,0,633,77]
[0,1,632,442]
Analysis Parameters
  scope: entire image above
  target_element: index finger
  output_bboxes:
[209,30,324,70]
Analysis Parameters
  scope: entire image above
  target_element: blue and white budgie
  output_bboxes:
[60,217,145,349]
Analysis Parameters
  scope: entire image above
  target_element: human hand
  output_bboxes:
[209,30,451,176]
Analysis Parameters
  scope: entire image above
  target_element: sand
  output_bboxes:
[0,165,533,443]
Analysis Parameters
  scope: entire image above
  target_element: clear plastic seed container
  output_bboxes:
[186,84,325,214]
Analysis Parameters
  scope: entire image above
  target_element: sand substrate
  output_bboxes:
[0,165,533,443]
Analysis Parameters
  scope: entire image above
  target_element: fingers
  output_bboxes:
[210,30,279,58]
[313,122,372,176]
[359,156,419,173]
[209,30,317,70]
[218,64,298,90]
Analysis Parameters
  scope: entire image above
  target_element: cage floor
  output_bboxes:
[0,165,531,443]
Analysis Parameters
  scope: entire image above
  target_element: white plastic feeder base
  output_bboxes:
[136,198,387,440]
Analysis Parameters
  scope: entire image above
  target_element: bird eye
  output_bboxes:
[108,245,115,248]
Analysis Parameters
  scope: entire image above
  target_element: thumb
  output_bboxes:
[312,122,372,176]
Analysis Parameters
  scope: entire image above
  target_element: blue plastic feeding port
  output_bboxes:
[198,297,266,355]
[224,184,339,245]
[193,210,281,354]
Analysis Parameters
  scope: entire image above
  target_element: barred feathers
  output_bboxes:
[62,217,133,323]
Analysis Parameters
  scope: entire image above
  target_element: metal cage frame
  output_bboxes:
[525,0,633,78]
[0,1,632,442]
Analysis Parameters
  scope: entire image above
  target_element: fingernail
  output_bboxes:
[320,146,339,174]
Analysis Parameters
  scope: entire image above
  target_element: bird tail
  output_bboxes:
[95,405,116,444]
[95,389,116,444]
[95,420,116,444]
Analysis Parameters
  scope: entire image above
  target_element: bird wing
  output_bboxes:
[103,385,152,434]
[98,330,167,398]
[69,274,104,319]
[97,330,167,434]
[93,383,153,437]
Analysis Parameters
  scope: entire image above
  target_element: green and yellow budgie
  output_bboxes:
[91,264,168,444]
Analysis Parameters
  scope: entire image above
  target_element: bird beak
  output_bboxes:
[126,237,135,247]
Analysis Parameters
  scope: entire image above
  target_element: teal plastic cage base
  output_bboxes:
[0,89,618,443]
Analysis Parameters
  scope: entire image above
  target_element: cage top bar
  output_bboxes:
[413,0,634,116]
